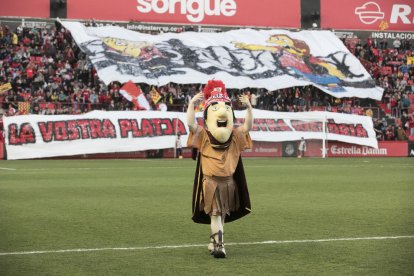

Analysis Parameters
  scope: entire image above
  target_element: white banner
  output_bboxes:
[3,110,377,160]
[60,20,383,100]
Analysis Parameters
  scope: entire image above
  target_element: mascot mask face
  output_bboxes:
[203,80,233,143]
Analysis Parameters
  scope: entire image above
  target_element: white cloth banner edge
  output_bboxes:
[3,110,377,160]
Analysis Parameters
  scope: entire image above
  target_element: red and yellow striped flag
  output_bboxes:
[18,102,31,114]
[150,86,162,105]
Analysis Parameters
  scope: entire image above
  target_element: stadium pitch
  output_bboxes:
[0,158,413,275]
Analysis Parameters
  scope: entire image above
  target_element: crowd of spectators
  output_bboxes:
[345,37,414,111]
[0,21,413,141]
[343,36,414,140]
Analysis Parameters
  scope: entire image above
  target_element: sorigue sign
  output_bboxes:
[136,0,237,23]
[64,0,300,28]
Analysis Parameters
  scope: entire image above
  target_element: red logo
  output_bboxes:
[355,2,385,24]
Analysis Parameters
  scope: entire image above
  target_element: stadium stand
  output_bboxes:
[0,21,413,141]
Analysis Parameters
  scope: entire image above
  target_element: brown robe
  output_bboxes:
[188,126,252,224]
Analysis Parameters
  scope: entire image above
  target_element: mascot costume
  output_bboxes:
[186,80,253,258]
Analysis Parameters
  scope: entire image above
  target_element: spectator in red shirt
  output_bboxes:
[385,125,395,140]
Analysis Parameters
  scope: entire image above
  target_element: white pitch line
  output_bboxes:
[0,167,16,171]
[1,235,413,256]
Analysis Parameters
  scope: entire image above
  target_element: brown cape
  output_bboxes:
[191,152,251,224]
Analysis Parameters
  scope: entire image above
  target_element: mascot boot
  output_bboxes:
[209,215,226,258]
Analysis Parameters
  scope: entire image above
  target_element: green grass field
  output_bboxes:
[0,158,413,275]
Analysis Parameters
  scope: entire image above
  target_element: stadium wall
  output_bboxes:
[0,135,411,159]
[1,0,301,29]
[1,0,413,43]
[25,141,413,160]
[2,0,413,32]
[244,141,411,158]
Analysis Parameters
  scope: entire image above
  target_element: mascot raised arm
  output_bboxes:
[186,80,253,258]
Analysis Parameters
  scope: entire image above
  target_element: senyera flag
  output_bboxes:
[150,86,162,105]
[120,80,151,110]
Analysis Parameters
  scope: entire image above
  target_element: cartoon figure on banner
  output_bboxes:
[233,34,362,92]
[102,38,165,60]
[90,37,180,77]
[187,80,253,258]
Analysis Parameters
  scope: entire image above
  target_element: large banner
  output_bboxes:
[3,110,377,160]
[61,21,383,101]
[321,0,414,32]
[67,0,300,28]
